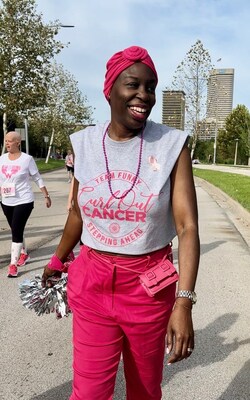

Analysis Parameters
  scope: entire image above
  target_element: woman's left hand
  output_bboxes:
[41,265,61,287]
[166,305,194,364]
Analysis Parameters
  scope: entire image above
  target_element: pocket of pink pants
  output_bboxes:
[67,248,88,308]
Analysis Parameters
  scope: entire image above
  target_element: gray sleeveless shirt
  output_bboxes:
[70,120,188,255]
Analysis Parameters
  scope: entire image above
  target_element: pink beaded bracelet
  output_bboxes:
[47,254,64,271]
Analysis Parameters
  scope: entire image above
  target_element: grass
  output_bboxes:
[36,158,65,172]
[193,168,250,212]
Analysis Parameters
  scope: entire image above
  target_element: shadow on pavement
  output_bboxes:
[162,313,250,386]
[18,313,250,400]
[217,359,250,400]
[0,228,63,268]
[31,363,127,400]
[200,240,226,255]
[31,381,72,400]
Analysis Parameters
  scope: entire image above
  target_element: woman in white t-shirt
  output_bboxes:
[0,131,51,277]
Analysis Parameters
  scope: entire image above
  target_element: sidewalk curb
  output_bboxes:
[195,176,250,248]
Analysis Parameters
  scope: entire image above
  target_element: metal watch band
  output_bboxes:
[176,290,197,304]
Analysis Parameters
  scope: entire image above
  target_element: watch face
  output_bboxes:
[191,292,197,304]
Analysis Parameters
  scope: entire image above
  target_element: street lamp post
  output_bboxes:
[24,115,29,154]
[43,136,49,157]
[213,113,218,164]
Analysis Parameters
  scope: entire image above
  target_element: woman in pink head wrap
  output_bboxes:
[103,45,158,100]
[43,45,200,399]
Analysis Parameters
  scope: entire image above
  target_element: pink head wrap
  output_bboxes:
[103,45,158,101]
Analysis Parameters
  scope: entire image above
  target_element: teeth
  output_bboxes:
[130,106,146,113]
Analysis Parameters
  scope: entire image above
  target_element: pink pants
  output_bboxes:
[67,245,176,400]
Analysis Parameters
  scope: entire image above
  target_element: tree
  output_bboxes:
[29,62,93,160]
[170,40,213,157]
[0,0,64,151]
[193,139,214,163]
[217,105,250,165]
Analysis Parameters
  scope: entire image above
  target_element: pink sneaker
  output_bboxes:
[7,265,18,278]
[17,253,30,267]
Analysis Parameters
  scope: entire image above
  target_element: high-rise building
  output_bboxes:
[206,68,234,136]
[162,90,185,130]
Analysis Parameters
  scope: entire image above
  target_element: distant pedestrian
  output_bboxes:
[65,149,74,183]
[208,154,212,163]
[0,131,51,277]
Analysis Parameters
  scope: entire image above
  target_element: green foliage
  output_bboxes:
[217,105,250,164]
[0,0,93,156]
[193,139,214,162]
[0,0,64,123]
[29,62,93,155]
[193,168,250,211]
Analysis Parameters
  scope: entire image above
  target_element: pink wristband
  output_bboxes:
[47,254,64,271]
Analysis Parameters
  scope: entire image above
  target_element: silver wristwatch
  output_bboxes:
[176,290,197,305]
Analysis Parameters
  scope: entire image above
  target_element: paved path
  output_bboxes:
[0,168,249,400]
[193,163,250,176]
[0,169,69,265]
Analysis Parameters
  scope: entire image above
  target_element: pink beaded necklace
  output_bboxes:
[102,124,144,200]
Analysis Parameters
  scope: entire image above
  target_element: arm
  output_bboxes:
[29,157,52,208]
[67,178,75,211]
[166,144,200,364]
[42,178,82,284]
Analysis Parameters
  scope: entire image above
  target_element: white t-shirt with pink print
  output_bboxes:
[0,152,44,206]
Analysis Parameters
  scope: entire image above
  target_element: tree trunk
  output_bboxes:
[1,112,7,155]
[45,127,55,163]
[190,136,197,159]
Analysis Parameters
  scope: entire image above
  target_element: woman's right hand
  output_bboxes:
[41,265,62,287]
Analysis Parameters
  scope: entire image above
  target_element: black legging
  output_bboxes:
[1,202,34,242]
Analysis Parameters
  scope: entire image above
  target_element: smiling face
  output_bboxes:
[109,62,157,135]
[5,131,21,154]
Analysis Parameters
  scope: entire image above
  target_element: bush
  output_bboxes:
[222,158,234,165]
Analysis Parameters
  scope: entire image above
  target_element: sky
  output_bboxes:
[35,0,250,124]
